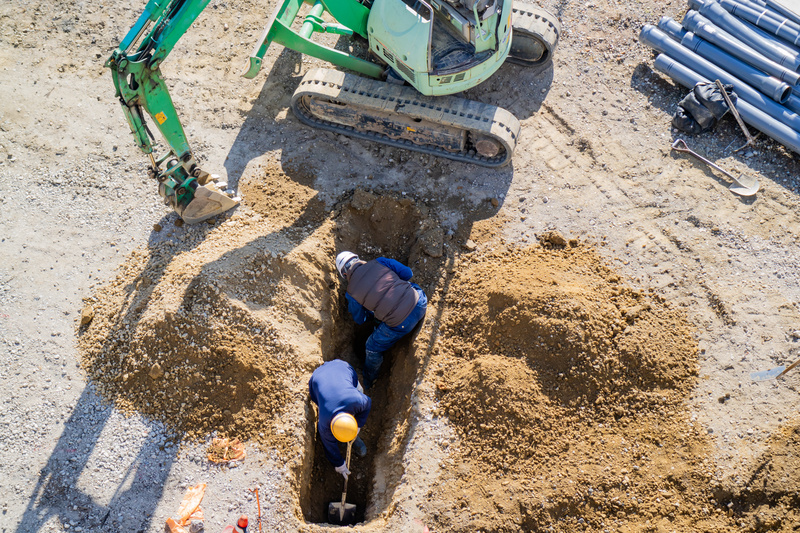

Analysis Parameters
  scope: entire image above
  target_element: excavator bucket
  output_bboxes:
[178,184,239,224]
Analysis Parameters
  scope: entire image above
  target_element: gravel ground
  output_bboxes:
[4,0,800,531]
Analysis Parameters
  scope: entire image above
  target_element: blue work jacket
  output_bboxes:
[308,359,371,467]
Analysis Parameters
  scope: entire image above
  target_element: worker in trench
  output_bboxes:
[309,359,371,479]
[335,251,428,389]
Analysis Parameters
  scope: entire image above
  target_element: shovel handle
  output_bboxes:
[341,440,353,509]
[671,139,743,184]
[777,357,800,378]
[714,79,754,146]
[671,138,691,153]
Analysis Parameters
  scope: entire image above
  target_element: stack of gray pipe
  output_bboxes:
[639,0,800,155]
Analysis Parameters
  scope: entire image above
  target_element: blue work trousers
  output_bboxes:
[364,285,427,386]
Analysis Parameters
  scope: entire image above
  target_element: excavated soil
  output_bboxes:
[75,162,798,531]
[78,163,332,447]
[423,238,713,531]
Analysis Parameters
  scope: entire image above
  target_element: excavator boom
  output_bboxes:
[106,0,237,224]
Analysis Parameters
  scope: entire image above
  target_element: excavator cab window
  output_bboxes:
[399,0,432,21]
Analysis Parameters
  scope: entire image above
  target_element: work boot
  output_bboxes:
[353,436,367,457]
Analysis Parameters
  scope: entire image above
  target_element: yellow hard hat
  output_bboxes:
[330,412,358,442]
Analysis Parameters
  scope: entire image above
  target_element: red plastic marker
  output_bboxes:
[220,514,248,533]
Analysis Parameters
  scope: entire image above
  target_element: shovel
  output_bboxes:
[327,440,357,525]
[750,356,800,381]
[671,139,760,197]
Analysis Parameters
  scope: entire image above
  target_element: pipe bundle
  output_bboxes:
[639,0,800,155]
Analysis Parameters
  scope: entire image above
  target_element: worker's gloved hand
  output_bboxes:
[335,464,350,480]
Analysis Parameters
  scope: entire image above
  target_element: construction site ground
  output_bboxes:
[2,0,800,531]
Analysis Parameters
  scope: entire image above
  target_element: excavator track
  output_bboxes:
[291,68,521,167]
[508,3,560,66]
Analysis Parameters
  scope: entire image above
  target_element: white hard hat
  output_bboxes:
[335,251,359,279]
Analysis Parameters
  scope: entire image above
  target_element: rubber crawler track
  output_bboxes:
[291,68,521,167]
[508,3,561,66]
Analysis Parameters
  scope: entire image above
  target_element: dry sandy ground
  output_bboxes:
[2,0,800,532]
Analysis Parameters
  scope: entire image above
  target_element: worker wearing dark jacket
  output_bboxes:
[335,252,428,388]
[308,359,371,479]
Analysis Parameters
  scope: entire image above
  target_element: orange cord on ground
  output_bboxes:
[249,488,263,533]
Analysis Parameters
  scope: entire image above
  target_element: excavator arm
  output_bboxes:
[106,0,237,224]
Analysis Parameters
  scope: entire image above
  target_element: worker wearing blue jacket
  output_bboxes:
[335,251,428,389]
[309,359,371,479]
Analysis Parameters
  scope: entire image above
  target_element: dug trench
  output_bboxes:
[297,189,448,524]
[77,162,800,531]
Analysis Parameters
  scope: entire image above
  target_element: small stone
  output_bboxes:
[490,197,499,207]
[464,239,477,251]
[153,223,162,232]
[350,189,376,211]
[538,230,567,247]
[420,227,444,258]
[80,305,94,326]
[791,330,800,339]
[149,363,165,380]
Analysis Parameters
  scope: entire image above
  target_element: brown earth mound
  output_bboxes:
[78,164,335,449]
[423,241,740,531]
[438,244,698,419]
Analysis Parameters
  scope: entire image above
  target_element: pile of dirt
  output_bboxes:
[439,241,699,419]
[422,238,741,531]
[77,163,337,449]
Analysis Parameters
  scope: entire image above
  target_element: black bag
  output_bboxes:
[672,82,737,134]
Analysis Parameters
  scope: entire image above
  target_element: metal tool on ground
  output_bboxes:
[671,139,760,196]
[328,440,357,525]
[750,356,800,381]
[714,79,759,152]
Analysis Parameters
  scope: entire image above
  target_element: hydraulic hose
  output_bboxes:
[681,11,800,86]
[653,53,800,156]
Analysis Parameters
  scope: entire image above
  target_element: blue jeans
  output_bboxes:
[364,286,427,386]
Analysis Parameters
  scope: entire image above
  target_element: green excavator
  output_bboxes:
[106,0,559,223]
